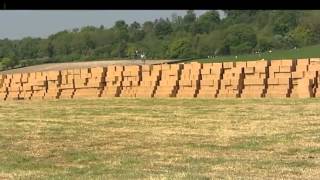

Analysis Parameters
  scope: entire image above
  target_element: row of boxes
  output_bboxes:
[1,59,320,100]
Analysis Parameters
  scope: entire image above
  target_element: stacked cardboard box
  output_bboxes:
[241,60,269,98]
[5,73,21,100]
[73,67,105,99]
[18,72,33,100]
[58,69,76,99]
[1,74,12,100]
[309,58,320,97]
[265,59,296,98]
[120,65,141,97]
[2,58,320,100]
[154,64,182,97]
[175,62,201,98]
[217,62,244,98]
[135,64,161,97]
[17,72,32,100]
[0,74,8,100]
[27,72,46,100]
[290,59,316,98]
[197,63,223,98]
[72,68,88,98]
[43,71,61,100]
[101,65,123,97]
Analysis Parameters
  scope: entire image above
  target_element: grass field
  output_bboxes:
[1,98,320,179]
[194,44,320,63]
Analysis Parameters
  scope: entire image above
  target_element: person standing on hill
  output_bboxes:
[134,50,138,60]
[141,52,146,64]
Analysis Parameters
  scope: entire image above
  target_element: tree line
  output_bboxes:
[1,10,320,70]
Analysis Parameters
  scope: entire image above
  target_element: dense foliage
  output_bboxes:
[1,10,320,69]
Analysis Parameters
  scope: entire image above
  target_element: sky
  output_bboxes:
[0,10,225,40]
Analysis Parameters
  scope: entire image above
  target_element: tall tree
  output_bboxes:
[195,10,220,33]
[154,18,173,39]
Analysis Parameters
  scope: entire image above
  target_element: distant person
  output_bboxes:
[141,53,146,64]
[134,50,138,59]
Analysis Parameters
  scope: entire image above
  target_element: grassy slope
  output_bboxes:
[1,98,320,179]
[193,44,320,63]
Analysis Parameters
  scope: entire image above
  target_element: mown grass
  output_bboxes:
[1,98,320,179]
[193,44,320,63]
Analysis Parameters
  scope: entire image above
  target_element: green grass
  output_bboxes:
[193,44,320,63]
[1,98,320,179]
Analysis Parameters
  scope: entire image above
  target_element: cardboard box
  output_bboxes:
[236,61,247,68]
[244,67,255,74]
[279,66,292,73]
[297,59,310,66]
[281,59,294,66]
[271,60,282,67]
[223,62,235,69]
[274,72,291,79]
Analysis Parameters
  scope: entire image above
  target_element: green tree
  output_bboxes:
[290,26,313,47]
[197,30,225,56]
[154,18,173,39]
[224,24,257,54]
[113,20,129,42]
[195,10,220,34]
[17,37,40,59]
[299,11,320,44]
[272,11,300,36]
[1,57,16,69]
[256,36,273,52]
[183,10,196,24]
[128,21,145,42]
[183,10,197,33]
[142,21,154,34]
[168,38,192,58]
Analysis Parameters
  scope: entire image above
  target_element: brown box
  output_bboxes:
[244,67,255,74]
[297,59,310,66]
[281,59,293,66]
[271,60,282,67]
[235,61,247,68]
[223,62,235,69]
[274,72,291,79]
[279,66,292,72]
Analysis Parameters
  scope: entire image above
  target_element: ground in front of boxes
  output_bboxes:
[1,98,320,179]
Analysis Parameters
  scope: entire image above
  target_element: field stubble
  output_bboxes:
[0,98,320,179]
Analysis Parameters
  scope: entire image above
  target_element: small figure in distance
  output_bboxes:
[141,52,146,64]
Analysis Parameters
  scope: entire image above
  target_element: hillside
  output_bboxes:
[194,44,320,63]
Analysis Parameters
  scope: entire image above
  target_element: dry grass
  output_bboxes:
[1,98,320,179]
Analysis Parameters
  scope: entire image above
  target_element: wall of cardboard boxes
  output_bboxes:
[1,58,320,100]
